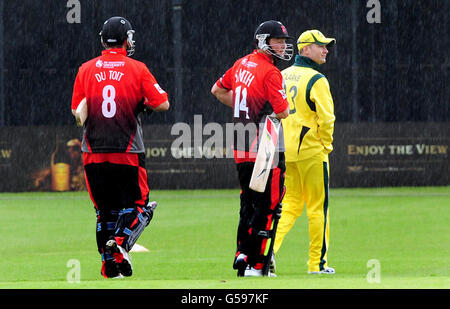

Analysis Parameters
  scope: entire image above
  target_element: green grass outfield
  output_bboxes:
[0,187,448,289]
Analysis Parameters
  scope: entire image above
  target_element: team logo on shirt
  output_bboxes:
[241,58,258,68]
[95,60,125,69]
[103,61,125,69]
[278,89,287,99]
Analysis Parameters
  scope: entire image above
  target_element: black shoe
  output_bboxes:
[101,259,121,278]
[106,239,133,277]
[233,253,248,277]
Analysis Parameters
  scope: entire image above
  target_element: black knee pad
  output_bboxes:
[114,202,156,251]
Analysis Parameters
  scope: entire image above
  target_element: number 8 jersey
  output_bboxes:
[215,49,289,163]
[71,48,168,153]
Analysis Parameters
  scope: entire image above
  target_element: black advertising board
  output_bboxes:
[0,125,239,192]
[0,123,448,192]
[331,123,449,187]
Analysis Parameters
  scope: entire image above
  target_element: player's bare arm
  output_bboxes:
[210,83,233,108]
[275,107,289,119]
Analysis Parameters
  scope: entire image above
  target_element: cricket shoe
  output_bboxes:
[101,259,122,279]
[244,266,277,277]
[308,267,335,275]
[109,273,124,279]
[106,239,133,277]
[147,201,158,211]
[234,253,248,277]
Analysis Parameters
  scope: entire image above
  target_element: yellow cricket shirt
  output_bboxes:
[281,55,335,162]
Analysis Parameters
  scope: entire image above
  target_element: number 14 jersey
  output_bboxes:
[71,48,168,153]
[215,50,289,163]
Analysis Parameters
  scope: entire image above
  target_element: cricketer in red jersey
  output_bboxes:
[211,20,292,277]
[71,17,169,278]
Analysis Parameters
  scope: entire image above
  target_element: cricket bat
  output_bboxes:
[75,97,87,127]
[249,115,281,192]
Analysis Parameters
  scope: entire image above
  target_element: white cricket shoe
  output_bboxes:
[308,267,335,275]
[244,266,277,277]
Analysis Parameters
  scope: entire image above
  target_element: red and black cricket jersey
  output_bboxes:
[71,48,168,153]
[215,50,289,163]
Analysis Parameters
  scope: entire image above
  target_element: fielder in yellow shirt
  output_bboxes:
[273,29,336,274]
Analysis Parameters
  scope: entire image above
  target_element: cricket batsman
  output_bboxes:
[211,20,291,277]
[71,16,170,278]
[273,29,336,274]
